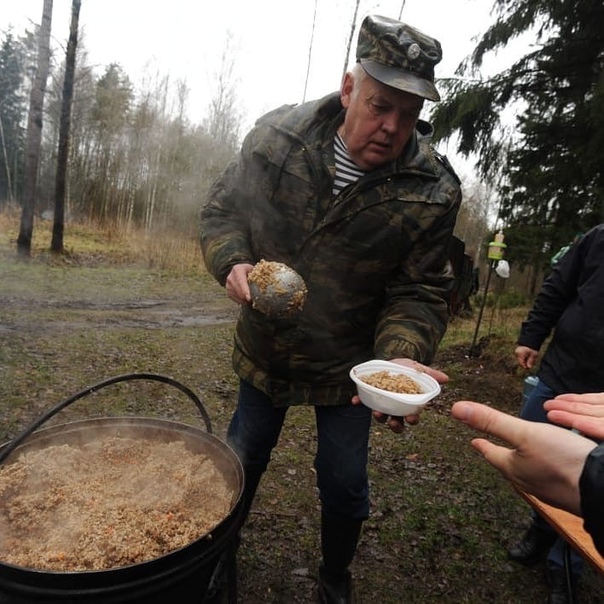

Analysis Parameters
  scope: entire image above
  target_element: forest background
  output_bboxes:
[0,1,603,600]
[0,0,603,291]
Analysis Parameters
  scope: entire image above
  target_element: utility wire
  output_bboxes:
[302,0,319,102]
[398,1,407,20]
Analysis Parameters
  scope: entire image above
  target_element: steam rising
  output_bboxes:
[0,434,235,571]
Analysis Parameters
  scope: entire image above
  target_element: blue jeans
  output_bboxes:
[520,378,584,575]
[520,377,555,423]
[227,379,373,520]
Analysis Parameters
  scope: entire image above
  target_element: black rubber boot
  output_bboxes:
[318,566,353,604]
[546,565,580,604]
[317,511,363,604]
[508,522,558,566]
[239,467,264,523]
[205,468,263,604]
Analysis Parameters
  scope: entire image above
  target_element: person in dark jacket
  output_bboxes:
[451,397,604,559]
[509,224,604,603]
[199,14,460,603]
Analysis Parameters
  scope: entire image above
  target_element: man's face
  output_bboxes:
[339,70,424,170]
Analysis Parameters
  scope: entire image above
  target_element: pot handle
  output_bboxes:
[0,372,212,464]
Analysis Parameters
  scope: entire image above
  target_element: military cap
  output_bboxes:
[356,15,442,101]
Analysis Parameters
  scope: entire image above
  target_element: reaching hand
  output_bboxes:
[451,400,598,516]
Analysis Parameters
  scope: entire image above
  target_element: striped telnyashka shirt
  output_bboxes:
[332,133,367,197]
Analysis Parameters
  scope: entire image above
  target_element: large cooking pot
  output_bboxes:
[0,373,244,604]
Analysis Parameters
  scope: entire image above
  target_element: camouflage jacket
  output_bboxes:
[200,92,461,407]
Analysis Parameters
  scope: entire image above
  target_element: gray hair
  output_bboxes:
[349,63,367,99]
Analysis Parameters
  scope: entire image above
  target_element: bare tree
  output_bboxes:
[0,116,13,203]
[203,31,242,176]
[51,0,81,254]
[17,0,53,257]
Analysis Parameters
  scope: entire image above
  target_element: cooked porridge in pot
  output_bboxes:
[0,436,235,571]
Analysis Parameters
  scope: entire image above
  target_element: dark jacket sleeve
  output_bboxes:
[579,443,604,557]
[517,240,583,351]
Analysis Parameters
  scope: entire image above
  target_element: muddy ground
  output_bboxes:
[0,261,602,603]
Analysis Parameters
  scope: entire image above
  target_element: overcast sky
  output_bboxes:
[2,1,504,113]
[2,0,524,181]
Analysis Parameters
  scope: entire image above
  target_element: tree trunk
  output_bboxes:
[0,115,14,204]
[52,0,81,254]
[17,0,53,257]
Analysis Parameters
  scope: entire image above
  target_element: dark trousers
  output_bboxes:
[227,379,373,521]
[520,378,584,575]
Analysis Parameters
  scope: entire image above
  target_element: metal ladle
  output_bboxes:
[248,260,307,318]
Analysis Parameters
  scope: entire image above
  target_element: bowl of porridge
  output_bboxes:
[349,360,441,416]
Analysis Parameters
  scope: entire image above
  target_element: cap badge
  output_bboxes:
[407,42,421,60]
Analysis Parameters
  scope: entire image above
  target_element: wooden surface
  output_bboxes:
[516,487,604,574]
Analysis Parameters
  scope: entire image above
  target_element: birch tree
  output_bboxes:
[203,32,241,160]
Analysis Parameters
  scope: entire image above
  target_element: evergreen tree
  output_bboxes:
[431,0,604,270]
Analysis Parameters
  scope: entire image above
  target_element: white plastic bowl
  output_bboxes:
[349,360,441,416]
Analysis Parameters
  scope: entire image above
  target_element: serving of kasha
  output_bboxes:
[0,437,235,572]
[360,370,423,394]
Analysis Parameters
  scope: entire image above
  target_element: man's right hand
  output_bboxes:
[515,345,539,369]
[225,263,254,306]
[452,400,597,516]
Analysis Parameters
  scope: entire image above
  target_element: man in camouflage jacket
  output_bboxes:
[200,15,461,604]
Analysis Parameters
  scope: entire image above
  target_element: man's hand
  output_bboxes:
[225,263,254,305]
[545,392,604,441]
[515,345,539,370]
[451,400,598,516]
[352,358,448,434]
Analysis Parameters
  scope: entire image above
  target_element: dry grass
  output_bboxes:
[0,205,205,274]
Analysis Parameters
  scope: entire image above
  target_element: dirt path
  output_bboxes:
[0,295,238,334]
[1,259,603,603]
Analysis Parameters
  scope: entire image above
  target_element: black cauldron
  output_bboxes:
[0,374,244,604]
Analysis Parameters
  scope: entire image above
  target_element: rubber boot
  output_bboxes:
[508,521,558,566]
[239,467,264,524]
[318,511,363,604]
[205,468,264,603]
[547,564,580,604]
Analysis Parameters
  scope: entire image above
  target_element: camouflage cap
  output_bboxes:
[356,15,442,101]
